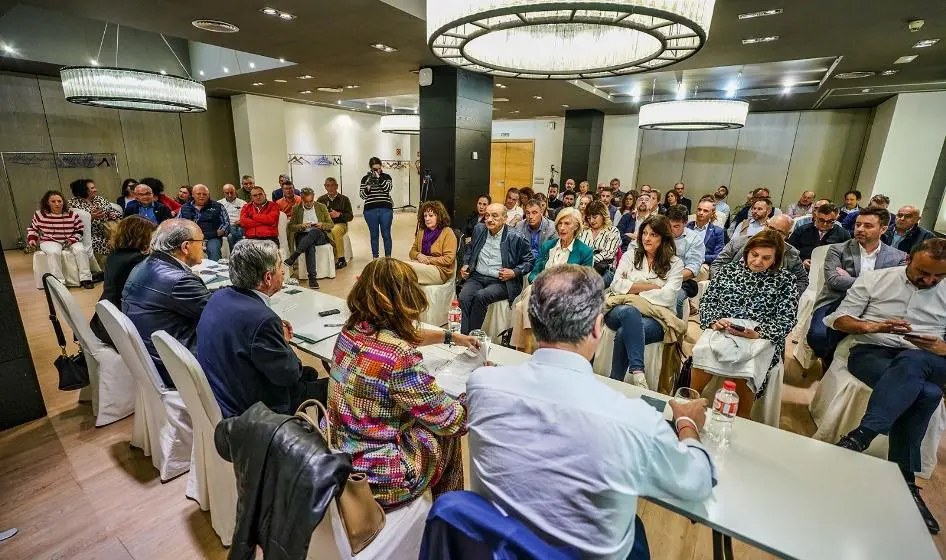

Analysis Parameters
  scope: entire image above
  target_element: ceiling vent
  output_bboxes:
[192,20,240,33]
[834,71,876,79]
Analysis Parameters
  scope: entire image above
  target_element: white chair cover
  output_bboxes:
[46,277,135,426]
[32,209,99,288]
[420,270,456,327]
[152,332,237,546]
[343,233,354,263]
[95,300,192,481]
[482,300,513,340]
[700,362,784,428]
[713,212,728,228]
[592,326,665,391]
[278,212,337,280]
[810,337,945,479]
[307,493,432,560]
[791,244,830,369]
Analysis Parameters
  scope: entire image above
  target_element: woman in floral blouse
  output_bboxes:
[328,258,479,509]
[68,179,122,267]
[693,229,798,417]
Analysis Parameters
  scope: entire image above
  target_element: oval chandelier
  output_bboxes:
[638,99,749,131]
[380,114,420,135]
[61,67,207,113]
[427,0,716,79]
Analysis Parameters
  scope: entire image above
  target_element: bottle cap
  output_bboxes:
[723,380,737,391]
[451,298,459,306]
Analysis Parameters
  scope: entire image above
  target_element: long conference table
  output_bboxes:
[200,264,939,560]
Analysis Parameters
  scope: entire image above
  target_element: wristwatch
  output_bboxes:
[444,330,453,345]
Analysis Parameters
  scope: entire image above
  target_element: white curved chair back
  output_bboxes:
[96,300,170,394]
[420,268,457,327]
[807,244,830,297]
[47,275,107,357]
[278,211,290,260]
[152,331,222,427]
[73,208,95,257]
[713,212,728,228]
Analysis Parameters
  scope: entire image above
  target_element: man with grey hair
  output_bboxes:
[271,173,299,202]
[219,183,246,248]
[467,265,716,560]
[122,219,211,387]
[123,183,172,224]
[197,240,326,417]
[179,184,229,261]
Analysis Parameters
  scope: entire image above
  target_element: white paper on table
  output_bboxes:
[429,349,487,397]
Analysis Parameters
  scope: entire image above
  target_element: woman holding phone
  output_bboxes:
[360,156,394,258]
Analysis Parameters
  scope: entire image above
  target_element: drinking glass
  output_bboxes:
[673,387,701,403]
[468,329,490,363]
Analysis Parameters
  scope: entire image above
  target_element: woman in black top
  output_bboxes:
[89,215,157,347]
[463,194,491,243]
[360,156,395,258]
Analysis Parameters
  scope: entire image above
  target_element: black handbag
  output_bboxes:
[42,273,90,391]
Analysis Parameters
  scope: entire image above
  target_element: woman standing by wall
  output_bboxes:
[360,156,394,258]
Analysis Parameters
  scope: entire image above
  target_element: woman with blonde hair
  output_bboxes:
[405,200,457,285]
[510,207,594,350]
[328,258,478,509]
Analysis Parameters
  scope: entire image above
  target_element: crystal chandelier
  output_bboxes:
[380,114,420,135]
[61,67,207,113]
[427,0,716,79]
[638,99,749,130]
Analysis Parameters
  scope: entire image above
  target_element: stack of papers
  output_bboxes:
[428,349,487,397]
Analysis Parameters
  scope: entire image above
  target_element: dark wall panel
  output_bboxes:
[562,109,604,187]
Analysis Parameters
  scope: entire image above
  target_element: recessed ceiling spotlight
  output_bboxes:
[279,58,286,63]
[274,79,287,83]
[894,55,919,64]
[913,39,940,48]
[278,12,294,20]
[742,35,779,45]
[261,7,296,20]
[297,75,313,79]
[834,71,876,79]
[494,98,509,102]
[90,59,99,66]
[562,104,569,108]
[298,90,312,94]
[160,70,167,75]
[191,19,240,33]
[533,95,543,100]
[510,110,520,114]
[370,43,398,53]
[880,69,899,76]
[252,82,264,86]
[317,87,344,93]
[345,84,359,89]
[495,83,507,88]
[738,8,782,20]
[861,88,871,93]
[199,70,205,76]
[249,62,256,69]
[223,67,229,73]
[262,7,277,15]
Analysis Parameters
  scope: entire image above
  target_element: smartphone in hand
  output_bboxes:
[729,324,746,332]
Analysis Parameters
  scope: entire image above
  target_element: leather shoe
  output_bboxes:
[835,435,867,453]
[909,483,940,534]
[335,258,347,269]
[80,280,95,290]
[308,280,320,290]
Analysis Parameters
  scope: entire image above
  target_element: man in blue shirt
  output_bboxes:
[178,184,229,261]
[123,183,172,224]
[667,205,705,316]
[513,200,556,259]
[687,199,725,273]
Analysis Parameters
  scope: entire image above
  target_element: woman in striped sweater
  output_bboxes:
[27,190,94,289]
[360,156,394,258]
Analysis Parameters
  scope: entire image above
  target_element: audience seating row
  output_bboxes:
[32,208,101,289]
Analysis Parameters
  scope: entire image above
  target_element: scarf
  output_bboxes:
[422,227,441,255]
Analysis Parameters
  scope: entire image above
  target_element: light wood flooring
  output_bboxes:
[1,212,944,559]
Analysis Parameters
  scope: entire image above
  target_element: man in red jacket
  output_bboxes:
[239,186,281,245]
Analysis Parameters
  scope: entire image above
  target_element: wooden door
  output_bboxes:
[490,140,535,203]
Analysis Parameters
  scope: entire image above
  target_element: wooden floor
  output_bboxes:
[1,211,944,559]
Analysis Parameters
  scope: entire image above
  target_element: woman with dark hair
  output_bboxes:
[359,156,394,258]
[117,178,138,208]
[175,185,192,205]
[406,201,457,285]
[578,200,621,275]
[692,229,797,417]
[89,215,157,346]
[328,258,478,509]
[68,178,123,267]
[139,177,181,216]
[617,191,638,250]
[27,190,94,288]
[605,215,684,384]
[659,190,680,215]
[517,186,535,208]
[463,194,491,243]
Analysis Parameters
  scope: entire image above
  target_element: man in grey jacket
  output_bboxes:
[514,199,557,260]
[711,214,807,298]
[808,207,907,367]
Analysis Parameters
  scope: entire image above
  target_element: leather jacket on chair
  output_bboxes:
[215,402,353,560]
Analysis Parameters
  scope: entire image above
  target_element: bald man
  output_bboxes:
[712,214,809,298]
[179,183,229,260]
[882,205,934,254]
[459,203,535,334]
[219,183,246,248]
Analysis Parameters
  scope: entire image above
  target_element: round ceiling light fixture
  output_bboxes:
[191,19,240,33]
[638,98,748,131]
[834,71,876,80]
[61,67,207,113]
[427,0,716,79]
[380,114,420,135]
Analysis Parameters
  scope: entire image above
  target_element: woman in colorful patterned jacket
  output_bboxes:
[328,258,479,509]
[68,178,122,267]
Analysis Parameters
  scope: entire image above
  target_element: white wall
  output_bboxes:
[855,92,946,212]
[599,115,641,187]
[492,118,564,188]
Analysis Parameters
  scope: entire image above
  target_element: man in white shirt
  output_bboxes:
[219,183,246,249]
[468,265,715,560]
[828,239,946,534]
[503,187,523,227]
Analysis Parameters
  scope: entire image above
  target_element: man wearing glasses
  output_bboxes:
[711,214,808,298]
[882,205,935,254]
[122,219,211,388]
[788,202,851,268]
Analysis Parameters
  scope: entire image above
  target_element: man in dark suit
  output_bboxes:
[122,219,211,388]
[882,205,935,255]
[123,183,173,224]
[197,239,325,418]
[787,203,851,265]
[459,203,535,334]
[808,207,907,367]
[673,182,692,213]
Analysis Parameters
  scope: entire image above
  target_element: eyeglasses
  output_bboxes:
[814,218,835,225]
[186,239,207,248]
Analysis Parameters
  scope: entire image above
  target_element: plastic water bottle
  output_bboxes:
[708,380,739,445]
[447,299,462,334]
